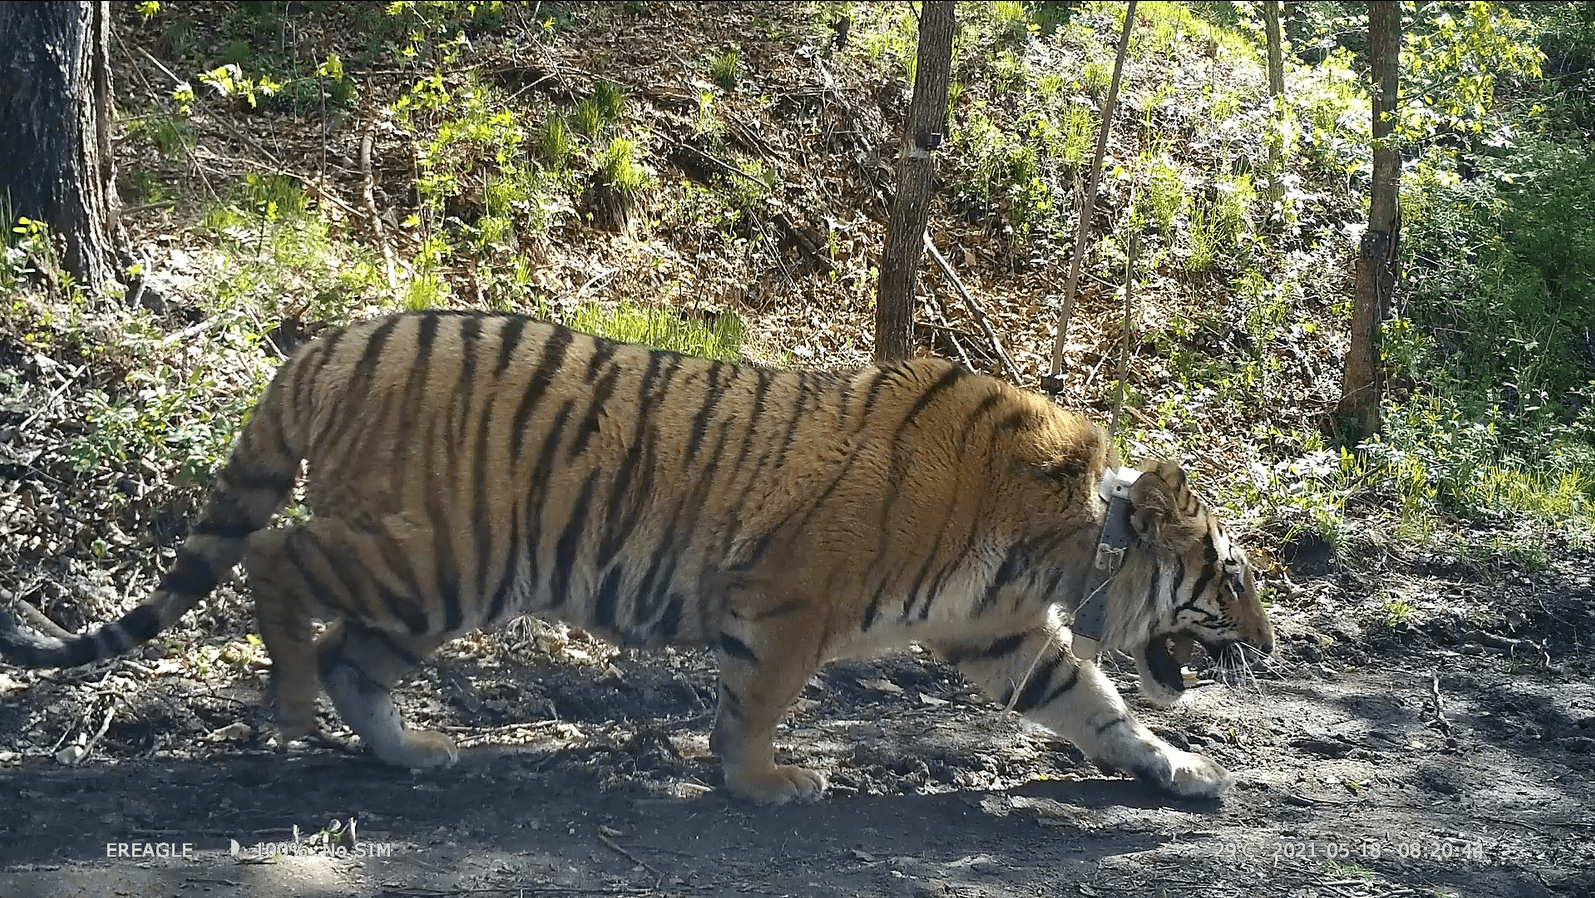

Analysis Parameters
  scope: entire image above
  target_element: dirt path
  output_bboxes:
[3,548,1593,898]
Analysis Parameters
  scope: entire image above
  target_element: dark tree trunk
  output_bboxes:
[1262,0,1286,208]
[874,1,955,366]
[0,1,122,293]
[1338,0,1401,439]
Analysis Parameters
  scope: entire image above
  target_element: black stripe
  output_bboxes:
[631,531,675,623]
[495,316,528,377]
[861,579,888,631]
[511,327,576,464]
[122,605,161,642]
[720,684,743,718]
[955,391,1006,447]
[993,410,1033,436]
[549,469,601,607]
[454,314,483,439]
[729,366,774,474]
[584,337,619,383]
[1147,558,1166,610]
[937,642,983,665]
[421,341,465,634]
[319,317,400,455]
[887,364,966,456]
[744,599,805,621]
[654,594,683,642]
[471,357,498,607]
[191,517,255,541]
[983,633,1026,659]
[686,362,725,457]
[288,326,342,430]
[251,392,298,472]
[377,584,431,636]
[976,544,1027,612]
[1038,665,1081,707]
[594,564,623,631]
[1011,654,1065,713]
[718,631,758,663]
[159,552,217,596]
[281,537,348,620]
[772,374,813,473]
[857,368,889,430]
[386,316,440,443]
[522,401,575,602]
[1187,543,1220,604]
[922,543,975,615]
[485,511,522,623]
[221,469,295,494]
[363,520,429,622]
[433,505,464,633]
[598,351,668,565]
[569,363,620,460]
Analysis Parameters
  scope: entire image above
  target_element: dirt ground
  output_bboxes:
[2,531,1592,898]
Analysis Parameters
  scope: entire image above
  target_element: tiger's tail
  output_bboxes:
[0,371,302,669]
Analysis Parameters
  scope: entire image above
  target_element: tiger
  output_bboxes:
[0,310,1274,804]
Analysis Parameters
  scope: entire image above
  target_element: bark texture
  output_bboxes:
[874,1,955,365]
[0,1,122,292]
[1262,0,1286,207]
[1338,0,1401,439]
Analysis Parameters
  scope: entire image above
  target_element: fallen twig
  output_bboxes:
[596,827,664,884]
[10,594,75,641]
[16,364,87,434]
[361,121,401,295]
[1428,670,1451,734]
[920,231,1023,384]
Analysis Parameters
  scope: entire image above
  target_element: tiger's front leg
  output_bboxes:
[710,595,830,804]
[928,620,1232,799]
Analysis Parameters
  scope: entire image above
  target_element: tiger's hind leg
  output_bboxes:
[317,621,458,769]
[244,522,457,769]
[247,527,325,749]
[928,620,1232,799]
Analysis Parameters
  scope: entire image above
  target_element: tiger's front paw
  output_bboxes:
[724,762,827,805]
[367,729,459,770]
[1126,747,1232,799]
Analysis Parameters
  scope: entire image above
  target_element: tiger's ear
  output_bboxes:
[1128,458,1204,549]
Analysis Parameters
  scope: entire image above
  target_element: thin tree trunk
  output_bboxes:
[1045,0,1135,393]
[1338,0,1401,439]
[1262,0,1286,209]
[0,1,122,293]
[874,1,955,366]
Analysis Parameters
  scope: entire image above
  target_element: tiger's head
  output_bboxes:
[1107,459,1275,707]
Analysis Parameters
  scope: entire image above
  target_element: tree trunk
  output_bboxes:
[1338,0,1401,439]
[874,1,955,366]
[0,1,122,293]
[1262,0,1286,208]
[1044,0,1135,393]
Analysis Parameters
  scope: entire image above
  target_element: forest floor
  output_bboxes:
[2,530,1593,898]
[2,3,1594,897]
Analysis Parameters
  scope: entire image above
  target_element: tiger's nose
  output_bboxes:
[1248,614,1276,656]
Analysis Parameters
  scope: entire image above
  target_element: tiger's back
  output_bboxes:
[1,310,1274,804]
[280,311,976,646]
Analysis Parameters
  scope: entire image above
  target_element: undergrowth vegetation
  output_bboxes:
[3,0,1593,582]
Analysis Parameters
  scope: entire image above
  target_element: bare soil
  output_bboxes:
[2,538,1593,898]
